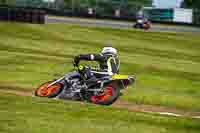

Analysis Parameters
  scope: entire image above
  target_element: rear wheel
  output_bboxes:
[89,83,120,105]
[35,81,63,98]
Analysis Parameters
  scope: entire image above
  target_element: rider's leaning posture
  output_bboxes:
[73,47,120,84]
[35,46,134,105]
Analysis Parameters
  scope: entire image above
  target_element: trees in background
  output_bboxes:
[182,0,200,25]
[181,0,200,9]
[0,0,153,19]
[62,0,152,16]
[63,0,152,9]
[0,0,16,5]
[0,0,6,4]
[0,0,152,9]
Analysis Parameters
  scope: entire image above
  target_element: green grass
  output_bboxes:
[0,22,200,112]
[0,93,200,133]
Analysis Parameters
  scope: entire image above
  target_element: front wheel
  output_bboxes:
[89,83,120,105]
[35,81,63,98]
[134,23,142,29]
[144,24,151,30]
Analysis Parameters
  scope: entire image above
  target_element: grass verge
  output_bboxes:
[0,22,200,111]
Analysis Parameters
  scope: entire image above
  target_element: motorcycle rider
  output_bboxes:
[73,46,120,84]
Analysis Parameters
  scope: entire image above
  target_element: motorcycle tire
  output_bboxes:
[35,81,63,98]
[89,83,120,105]
[144,24,150,30]
[134,24,139,29]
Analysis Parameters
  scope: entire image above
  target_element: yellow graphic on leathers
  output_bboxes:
[112,74,129,79]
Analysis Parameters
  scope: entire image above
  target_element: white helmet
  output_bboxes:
[101,47,117,55]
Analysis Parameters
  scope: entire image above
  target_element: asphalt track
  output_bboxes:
[46,16,200,33]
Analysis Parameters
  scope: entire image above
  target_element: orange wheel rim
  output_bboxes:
[37,82,61,97]
[91,86,113,103]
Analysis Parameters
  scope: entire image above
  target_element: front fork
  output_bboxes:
[47,71,82,87]
[47,76,65,88]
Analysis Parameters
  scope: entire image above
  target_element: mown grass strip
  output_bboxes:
[0,22,199,111]
[0,93,200,133]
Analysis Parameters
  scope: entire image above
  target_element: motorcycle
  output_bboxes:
[35,65,135,105]
[133,18,151,30]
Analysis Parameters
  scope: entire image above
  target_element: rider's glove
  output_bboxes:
[73,56,80,67]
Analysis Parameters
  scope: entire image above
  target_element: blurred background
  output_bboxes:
[0,0,199,25]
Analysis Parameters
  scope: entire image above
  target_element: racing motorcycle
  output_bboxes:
[35,65,135,105]
[133,18,151,30]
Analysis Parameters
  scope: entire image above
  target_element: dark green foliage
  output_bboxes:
[182,0,200,25]
[181,0,200,9]
[0,0,16,5]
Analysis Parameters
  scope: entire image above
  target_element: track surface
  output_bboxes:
[1,86,200,119]
[46,16,200,33]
